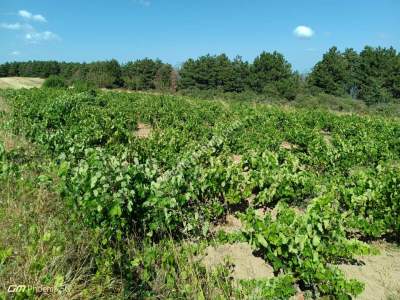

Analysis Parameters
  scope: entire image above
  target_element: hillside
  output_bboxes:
[0,88,399,299]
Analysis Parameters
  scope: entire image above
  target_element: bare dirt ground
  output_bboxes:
[135,122,152,138]
[201,242,274,280]
[231,154,242,164]
[338,242,400,300]
[212,214,243,234]
[280,141,299,150]
[0,77,44,89]
[209,209,400,299]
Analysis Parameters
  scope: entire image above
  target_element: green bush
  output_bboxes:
[72,80,96,92]
[43,75,67,88]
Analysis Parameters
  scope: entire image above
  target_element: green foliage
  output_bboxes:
[2,45,399,105]
[179,54,250,93]
[179,52,299,99]
[309,46,400,104]
[71,79,96,92]
[235,275,296,299]
[43,75,67,88]
[250,51,295,94]
[338,163,400,239]
[0,60,60,78]
[85,59,122,88]
[239,195,371,298]
[122,58,173,90]
[356,47,400,104]
[308,47,350,96]
[3,88,400,298]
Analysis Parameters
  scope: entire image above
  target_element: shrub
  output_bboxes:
[72,80,96,92]
[43,75,67,88]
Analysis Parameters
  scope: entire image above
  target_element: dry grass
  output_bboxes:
[0,96,10,114]
[0,168,118,299]
[0,77,44,89]
[0,96,123,299]
[0,97,30,151]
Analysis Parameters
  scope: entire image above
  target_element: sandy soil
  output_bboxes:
[0,77,44,89]
[280,141,299,150]
[135,122,152,138]
[338,243,400,300]
[201,242,274,280]
[210,208,399,299]
[212,214,243,234]
[231,154,242,164]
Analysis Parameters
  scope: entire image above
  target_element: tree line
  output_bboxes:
[0,46,399,104]
[308,46,400,104]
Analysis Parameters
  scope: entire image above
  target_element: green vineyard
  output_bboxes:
[1,88,399,299]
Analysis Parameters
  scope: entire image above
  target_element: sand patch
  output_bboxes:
[338,243,400,300]
[246,194,256,205]
[0,77,44,89]
[248,201,305,220]
[201,243,274,280]
[231,154,242,164]
[212,214,243,233]
[135,122,152,138]
[0,132,28,152]
[280,141,298,150]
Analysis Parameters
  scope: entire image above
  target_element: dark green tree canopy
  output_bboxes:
[1,46,398,104]
[250,51,293,93]
[308,47,349,96]
[308,46,400,104]
[122,58,173,90]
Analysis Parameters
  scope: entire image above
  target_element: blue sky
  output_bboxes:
[1,0,399,72]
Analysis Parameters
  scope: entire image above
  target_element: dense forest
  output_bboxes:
[0,46,399,104]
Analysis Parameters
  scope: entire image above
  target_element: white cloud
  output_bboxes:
[18,10,31,18]
[1,22,34,31]
[25,31,60,43]
[10,51,21,56]
[18,9,47,22]
[293,25,315,39]
[32,14,46,22]
[1,22,22,30]
[2,10,59,44]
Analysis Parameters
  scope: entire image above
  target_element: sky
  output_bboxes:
[0,0,399,72]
